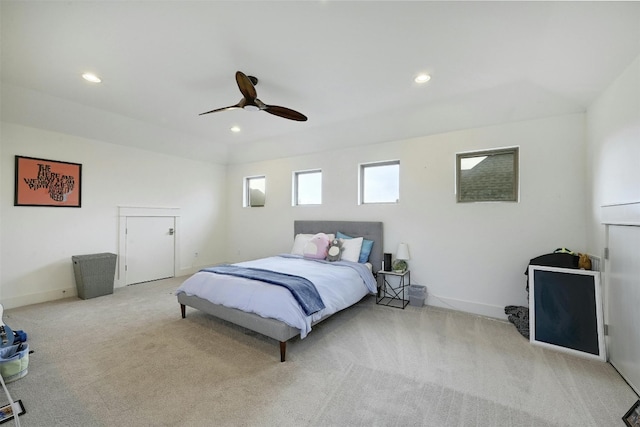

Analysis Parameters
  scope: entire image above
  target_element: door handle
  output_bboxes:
[169,228,174,235]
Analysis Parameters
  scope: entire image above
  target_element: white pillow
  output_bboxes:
[291,234,314,255]
[291,233,335,256]
[339,237,363,263]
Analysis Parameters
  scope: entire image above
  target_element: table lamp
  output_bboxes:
[393,243,410,272]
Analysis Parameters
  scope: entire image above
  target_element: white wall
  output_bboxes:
[585,53,640,393]
[0,112,593,320]
[0,122,227,308]
[226,114,588,319]
[586,54,640,254]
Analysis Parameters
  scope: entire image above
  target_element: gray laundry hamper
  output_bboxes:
[72,253,117,299]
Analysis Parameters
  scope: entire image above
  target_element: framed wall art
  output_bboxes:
[623,400,640,427]
[528,265,605,361]
[14,156,82,207]
[0,399,25,424]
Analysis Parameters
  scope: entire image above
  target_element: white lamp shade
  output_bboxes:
[396,243,410,260]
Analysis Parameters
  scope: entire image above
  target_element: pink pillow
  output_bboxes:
[303,233,330,259]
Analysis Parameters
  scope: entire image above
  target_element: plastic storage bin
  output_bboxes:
[0,343,29,383]
[408,284,426,307]
[72,253,117,299]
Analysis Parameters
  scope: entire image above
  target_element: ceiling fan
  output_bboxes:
[199,71,308,122]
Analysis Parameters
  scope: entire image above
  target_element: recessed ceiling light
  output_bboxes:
[414,73,431,84]
[230,126,241,133]
[82,73,101,83]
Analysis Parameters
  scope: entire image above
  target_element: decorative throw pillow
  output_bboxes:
[336,231,374,263]
[326,239,343,262]
[303,233,330,259]
[291,234,314,256]
[339,237,363,263]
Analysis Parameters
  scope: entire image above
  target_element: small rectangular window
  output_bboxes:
[293,170,322,206]
[456,147,519,202]
[244,176,266,207]
[360,160,400,204]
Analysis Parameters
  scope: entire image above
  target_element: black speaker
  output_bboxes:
[383,253,392,271]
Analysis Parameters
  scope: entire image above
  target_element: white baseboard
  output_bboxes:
[112,266,201,289]
[426,293,507,320]
[3,286,77,310]
[178,262,229,278]
[178,266,203,277]
[5,276,507,320]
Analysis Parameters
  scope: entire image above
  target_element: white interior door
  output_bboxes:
[606,224,640,395]
[125,216,175,285]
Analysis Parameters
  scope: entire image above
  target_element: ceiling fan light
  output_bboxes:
[243,105,260,112]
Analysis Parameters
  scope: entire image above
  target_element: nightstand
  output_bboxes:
[376,270,410,309]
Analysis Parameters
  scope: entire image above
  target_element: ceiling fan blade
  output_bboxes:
[200,73,307,121]
[263,105,308,122]
[236,71,257,101]
[199,100,244,116]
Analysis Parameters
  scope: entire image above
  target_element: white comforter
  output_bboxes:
[176,255,377,338]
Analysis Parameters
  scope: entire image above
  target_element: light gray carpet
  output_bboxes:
[3,276,637,426]
[313,364,555,426]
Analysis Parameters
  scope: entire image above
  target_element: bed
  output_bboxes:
[176,220,383,362]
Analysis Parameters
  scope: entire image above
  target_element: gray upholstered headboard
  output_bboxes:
[294,220,384,273]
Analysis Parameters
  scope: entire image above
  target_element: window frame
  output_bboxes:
[456,147,519,203]
[244,175,266,208]
[358,160,400,205]
[292,169,322,206]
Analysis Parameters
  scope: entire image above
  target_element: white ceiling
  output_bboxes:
[2,1,639,164]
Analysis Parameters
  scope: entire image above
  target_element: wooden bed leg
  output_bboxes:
[280,341,286,362]
[180,304,186,319]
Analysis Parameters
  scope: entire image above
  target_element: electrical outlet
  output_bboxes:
[194,252,198,258]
